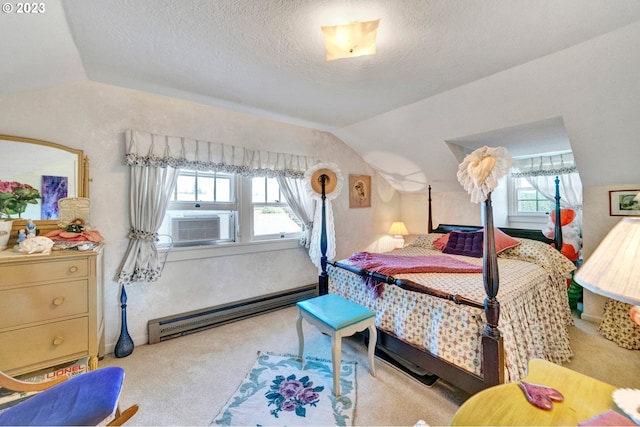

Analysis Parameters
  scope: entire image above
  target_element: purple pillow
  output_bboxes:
[442,230,483,258]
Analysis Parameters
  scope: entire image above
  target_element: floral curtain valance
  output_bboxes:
[511,151,583,210]
[125,130,317,178]
[511,152,577,178]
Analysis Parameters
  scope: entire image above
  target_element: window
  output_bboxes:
[159,171,301,246]
[509,176,554,215]
[251,177,302,240]
[173,170,233,205]
[158,170,236,246]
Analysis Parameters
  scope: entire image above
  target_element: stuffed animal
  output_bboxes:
[543,208,581,262]
[19,236,54,255]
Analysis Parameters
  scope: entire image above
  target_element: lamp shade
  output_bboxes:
[321,19,380,61]
[574,217,640,305]
[388,221,409,236]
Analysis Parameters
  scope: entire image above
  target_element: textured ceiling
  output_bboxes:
[2,0,640,190]
[5,0,640,130]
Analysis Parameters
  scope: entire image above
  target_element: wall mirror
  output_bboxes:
[0,135,89,241]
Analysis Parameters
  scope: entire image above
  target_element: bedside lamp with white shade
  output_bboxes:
[388,221,409,249]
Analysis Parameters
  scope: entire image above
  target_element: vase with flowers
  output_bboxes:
[0,180,41,250]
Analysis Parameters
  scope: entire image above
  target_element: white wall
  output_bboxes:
[401,190,481,233]
[336,21,640,193]
[0,81,401,352]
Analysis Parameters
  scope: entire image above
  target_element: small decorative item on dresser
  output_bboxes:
[26,218,36,238]
[0,220,12,251]
[0,180,41,250]
[0,180,41,220]
[16,229,26,243]
[18,236,54,255]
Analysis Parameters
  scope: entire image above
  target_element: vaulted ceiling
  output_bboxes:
[3,0,640,191]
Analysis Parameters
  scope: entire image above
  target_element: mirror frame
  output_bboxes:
[1,135,90,244]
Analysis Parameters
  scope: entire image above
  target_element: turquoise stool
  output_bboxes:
[296,293,377,396]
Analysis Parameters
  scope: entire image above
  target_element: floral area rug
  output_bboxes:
[212,352,356,426]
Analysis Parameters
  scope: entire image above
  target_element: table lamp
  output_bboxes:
[574,216,640,326]
[388,221,409,249]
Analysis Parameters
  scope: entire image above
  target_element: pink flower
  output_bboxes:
[299,388,320,403]
[0,180,41,219]
[278,379,303,398]
[279,400,297,412]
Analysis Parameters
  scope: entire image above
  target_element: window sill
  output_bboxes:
[162,238,303,262]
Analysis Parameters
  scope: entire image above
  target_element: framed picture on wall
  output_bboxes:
[349,175,371,208]
[609,190,640,216]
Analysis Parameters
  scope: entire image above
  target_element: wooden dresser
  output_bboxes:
[0,247,104,376]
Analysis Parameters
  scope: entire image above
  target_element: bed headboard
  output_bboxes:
[431,224,554,244]
[428,177,563,249]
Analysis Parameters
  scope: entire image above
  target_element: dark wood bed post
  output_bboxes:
[481,192,505,386]
[318,173,329,295]
[427,185,433,233]
[554,176,563,251]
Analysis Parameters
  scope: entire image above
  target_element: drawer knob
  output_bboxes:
[53,336,64,346]
[69,266,79,273]
[52,297,65,306]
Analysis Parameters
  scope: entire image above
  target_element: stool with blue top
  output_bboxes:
[296,293,377,396]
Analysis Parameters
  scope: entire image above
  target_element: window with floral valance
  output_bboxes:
[511,151,583,263]
[511,151,582,214]
[116,130,319,285]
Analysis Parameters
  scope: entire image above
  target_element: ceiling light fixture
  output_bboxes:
[321,19,380,61]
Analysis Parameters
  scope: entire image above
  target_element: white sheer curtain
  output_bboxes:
[512,152,581,206]
[512,152,583,225]
[277,177,315,248]
[511,152,582,258]
[117,130,317,284]
[512,151,583,263]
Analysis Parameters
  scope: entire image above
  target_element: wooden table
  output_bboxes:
[450,359,621,426]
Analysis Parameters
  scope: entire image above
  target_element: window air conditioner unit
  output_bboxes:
[171,216,220,243]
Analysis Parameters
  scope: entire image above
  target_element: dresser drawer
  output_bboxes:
[0,317,88,372]
[0,280,88,329]
[0,258,89,287]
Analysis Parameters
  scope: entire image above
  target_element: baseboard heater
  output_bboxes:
[148,284,318,344]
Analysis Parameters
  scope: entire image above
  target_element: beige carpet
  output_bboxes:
[99,306,640,426]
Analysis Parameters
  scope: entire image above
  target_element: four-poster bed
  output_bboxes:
[316,172,573,394]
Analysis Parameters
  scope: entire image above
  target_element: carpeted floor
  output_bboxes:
[99,306,640,426]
